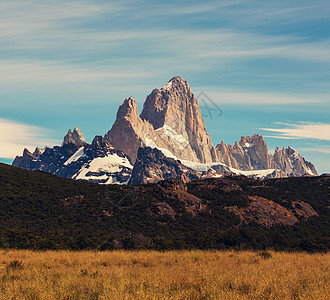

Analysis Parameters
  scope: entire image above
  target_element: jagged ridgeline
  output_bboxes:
[0,163,329,250]
[13,76,317,184]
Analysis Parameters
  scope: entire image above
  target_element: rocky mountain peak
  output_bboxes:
[139,76,216,163]
[62,127,86,146]
[91,135,112,150]
[160,76,192,94]
[105,96,148,163]
[32,147,45,158]
[116,96,139,121]
[140,76,194,130]
[239,134,265,147]
[105,77,217,164]
[23,148,34,158]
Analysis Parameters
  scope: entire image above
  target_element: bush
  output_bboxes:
[258,251,272,259]
[6,260,24,271]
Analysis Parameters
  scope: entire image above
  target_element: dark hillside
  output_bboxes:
[0,163,329,251]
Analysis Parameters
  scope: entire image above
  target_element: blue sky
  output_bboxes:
[0,0,329,173]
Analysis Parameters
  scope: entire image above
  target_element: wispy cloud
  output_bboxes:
[0,118,59,159]
[299,146,330,154]
[197,91,327,105]
[0,60,152,85]
[0,0,329,101]
[260,122,330,141]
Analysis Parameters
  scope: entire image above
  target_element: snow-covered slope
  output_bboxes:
[181,160,277,180]
[13,133,133,185]
[73,153,132,184]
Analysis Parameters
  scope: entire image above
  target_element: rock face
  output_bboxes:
[13,129,132,184]
[227,196,319,227]
[148,178,207,219]
[273,146,317,176]
[105,96,153,164]
[106,76,216,164]
[129,147,201,185]
[228,196,299,226]
[216,134,273,170]
[140,77,216,163]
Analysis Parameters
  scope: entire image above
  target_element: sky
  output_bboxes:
[0,0,329,173]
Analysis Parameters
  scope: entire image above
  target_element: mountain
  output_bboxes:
[105,76,317,179]
[13,129,132,184]
[105,76,217,163]
[0,162,328,251]
[215,135,317,176]
[13,76,317,183]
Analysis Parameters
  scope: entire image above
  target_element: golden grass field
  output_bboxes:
[0,250,328,299]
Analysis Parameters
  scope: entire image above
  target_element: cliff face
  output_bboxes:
[106,77,217,164]
[215,135,317,176]
[140,76,216,163]
[273,146,317,176]
[104,96,151,164]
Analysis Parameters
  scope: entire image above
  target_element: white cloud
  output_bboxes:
[0,60,152,85]
[0,118,59,159]
[260,122,330,140]
[299,147,330,154]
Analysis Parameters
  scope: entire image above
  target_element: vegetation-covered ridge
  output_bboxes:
[0,163,329,251]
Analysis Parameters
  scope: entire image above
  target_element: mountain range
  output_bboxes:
[13,76,318,184]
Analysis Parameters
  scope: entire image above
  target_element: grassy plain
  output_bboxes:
[0,250,328,299]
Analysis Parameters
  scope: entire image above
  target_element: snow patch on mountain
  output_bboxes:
[161,81,172,91]
[64,147,85,166]
[73,154,133,183]
[156,125,189,148]
[229,167,276,178]
[181,160,227,172]
[144,137,179,160]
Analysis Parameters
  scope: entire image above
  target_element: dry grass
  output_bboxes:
[0,250,328,299]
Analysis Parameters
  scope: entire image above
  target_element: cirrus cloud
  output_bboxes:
[0,118,59,159]
[260,122,330,141]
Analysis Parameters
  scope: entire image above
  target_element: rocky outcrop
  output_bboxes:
[291,201,319,218]
[228,196,299,226]
[62,127,86,146]
[149,178,206,219]
[228,196,318,227]
[128,147,201,185]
